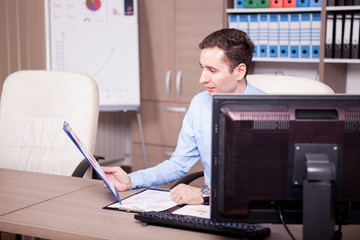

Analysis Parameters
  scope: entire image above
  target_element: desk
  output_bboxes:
[1,168,359,240]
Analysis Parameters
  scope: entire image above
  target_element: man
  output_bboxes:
[102,28,265,205]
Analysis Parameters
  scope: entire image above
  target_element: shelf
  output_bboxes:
[253,57,320,63]
[326,6,360,11]
[226,7,322,14]
[324,58,360,63]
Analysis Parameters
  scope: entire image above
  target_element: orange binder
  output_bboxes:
[283,0,296,7]
[270,0,284,7]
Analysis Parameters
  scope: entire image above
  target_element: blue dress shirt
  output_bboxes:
[129,81,265,189]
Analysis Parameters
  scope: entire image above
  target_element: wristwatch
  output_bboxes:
[201,186,210,205]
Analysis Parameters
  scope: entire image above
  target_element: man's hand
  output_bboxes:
[170,184,203,205]
[101,166,132,192]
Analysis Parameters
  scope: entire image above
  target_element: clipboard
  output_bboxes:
[104,188,179,213]
[63,121,122,204]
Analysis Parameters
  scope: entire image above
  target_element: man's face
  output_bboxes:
[199,47,245,95]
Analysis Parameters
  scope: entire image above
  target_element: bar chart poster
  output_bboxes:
[47,0,140,111]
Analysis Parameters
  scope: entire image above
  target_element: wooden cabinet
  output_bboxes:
[132,0,225,173]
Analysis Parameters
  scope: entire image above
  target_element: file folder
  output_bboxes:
[354,0,360,5]
[297,0,310,7]
[238,14,249,33]
[311,13,321,58]
[337,0,345,6]
[290,13,300,58]
[325,13,334,58]
[228,15,238,29]
[351,13,360,59]
[259,14,269,57]
[269,14,279,58]
[300,13,311,58]
[327,0,336,5]
[284,0,296,7]
[342,13,352,59]
[334,13,343,58]
[310,0,322,6]
[249,14,260,57]
[279,14,290,58]
[345,0,353,5]
[270,0,283,7]
[235,0,245,8]
[245,0,258,7]
[257,0,270,7]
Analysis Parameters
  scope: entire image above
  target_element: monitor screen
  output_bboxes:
[210,94,360,234]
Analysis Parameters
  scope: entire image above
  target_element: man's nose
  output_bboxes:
[199,71,208,84]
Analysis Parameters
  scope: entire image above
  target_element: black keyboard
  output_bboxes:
[134,211,271,239]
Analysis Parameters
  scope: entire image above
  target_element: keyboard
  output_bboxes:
[134,211,271,239]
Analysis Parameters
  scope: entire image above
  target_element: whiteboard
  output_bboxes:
[46,0,140,111]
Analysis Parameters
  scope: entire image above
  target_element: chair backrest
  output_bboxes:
[247,74,335,94]
[0,70,99,177]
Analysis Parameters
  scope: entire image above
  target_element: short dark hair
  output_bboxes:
[199,28,254,75]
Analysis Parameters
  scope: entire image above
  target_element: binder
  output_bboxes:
[279,14,290,58]
[345,0,353,5]
[311,13,321,58]
[257,0,270,8]
[284,0,296,7]
[354,0,360,5]
[337,0,345,6]
[290,13,300,58]
[245,0,258,7]
[234,0,245,8]
[327,0,336,6]
[238,14,249,33]
[334,13,343,59]
[342,13,352,59]
[259,14,269,57]
[297,0,310,7]
[249,14,260,57]
[325,13,335,58]
[300,13,311,58]
[351,13,360,59]
[270,0,283,7]
[269,14,279,58]
[310,0,322,7]
[228,15,238,29]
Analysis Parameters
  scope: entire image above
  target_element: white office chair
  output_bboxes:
[0,70,99,177]
[247,74,335,94]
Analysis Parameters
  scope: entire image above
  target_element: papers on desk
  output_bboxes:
[105,188,178,213]
[172,205,210,219]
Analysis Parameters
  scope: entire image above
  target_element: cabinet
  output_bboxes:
[225,1,360,93]
[132,0,225,172]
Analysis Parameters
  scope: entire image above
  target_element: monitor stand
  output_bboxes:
[303,153,336,240]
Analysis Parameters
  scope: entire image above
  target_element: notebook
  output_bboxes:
[63,121,122,204]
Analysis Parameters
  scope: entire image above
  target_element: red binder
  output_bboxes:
[270,0,284,7]
[283,0,296,7]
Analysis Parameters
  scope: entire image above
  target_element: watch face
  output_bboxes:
[201,186,210,197]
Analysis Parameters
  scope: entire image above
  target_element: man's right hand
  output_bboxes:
[101,166,132,192]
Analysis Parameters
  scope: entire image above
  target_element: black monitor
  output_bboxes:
[211,94,360,239]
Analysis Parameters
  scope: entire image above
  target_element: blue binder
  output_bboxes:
[259,14,269,57]
[296,0,310,7]
[249,14,259,57]
[290,13,300,58]
[309,0,322,7]
[269,14,279,58]
[300,13,311,58]
[228,15,238,29]
[235,0,245,8]
[279,14,289,58]
[311,13,321,58]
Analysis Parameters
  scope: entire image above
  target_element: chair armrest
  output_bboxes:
[170,171,204,189]
[71,155,105,178]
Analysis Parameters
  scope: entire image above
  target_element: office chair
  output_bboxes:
[171,74,335,189]
[0,70,99,178]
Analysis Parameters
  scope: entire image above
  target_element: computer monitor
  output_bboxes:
[211,94,360,239]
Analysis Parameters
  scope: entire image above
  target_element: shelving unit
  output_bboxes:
[226,1,360,93]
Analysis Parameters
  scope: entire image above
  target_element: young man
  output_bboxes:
[102,28,265,205]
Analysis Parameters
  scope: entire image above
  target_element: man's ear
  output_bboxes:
[234,63,247,80]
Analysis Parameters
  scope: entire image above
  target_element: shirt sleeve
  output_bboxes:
[129,99,201,189]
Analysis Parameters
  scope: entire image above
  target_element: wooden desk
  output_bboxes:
[0,168,359,240]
